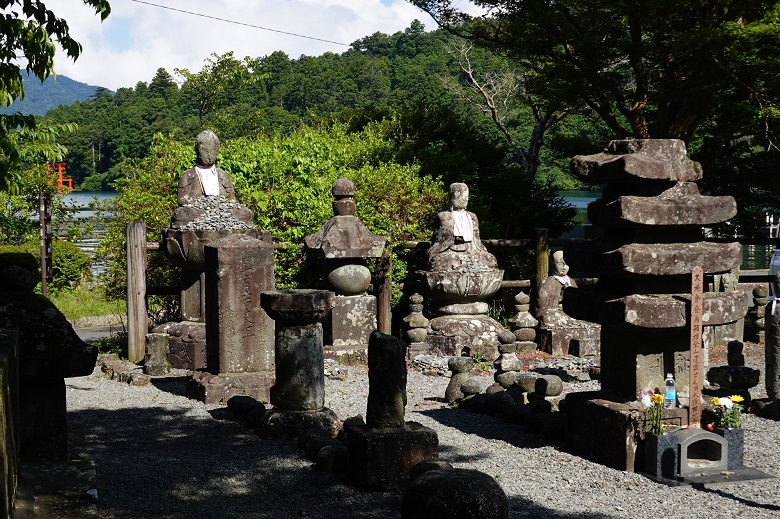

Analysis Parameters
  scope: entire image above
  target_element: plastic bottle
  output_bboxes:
[664,373,676,409]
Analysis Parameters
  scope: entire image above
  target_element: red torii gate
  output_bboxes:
[47,161,72,191]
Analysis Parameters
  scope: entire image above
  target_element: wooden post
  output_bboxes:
[376,248,392,334]
[126,222,147,363]
[689,266,704,428]
[535,228,549,292]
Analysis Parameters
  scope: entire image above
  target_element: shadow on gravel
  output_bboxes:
[694,486,780,514]
[150,376,189,397]
[417,407,555,450]
[68,405,634,519]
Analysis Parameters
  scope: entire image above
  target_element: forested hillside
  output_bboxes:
[0,71,101,116]
[40,19,779,237]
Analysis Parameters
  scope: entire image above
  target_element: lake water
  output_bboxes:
[59,191,117,277]
[63,190,771,273]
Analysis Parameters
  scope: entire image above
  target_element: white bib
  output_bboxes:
[195,166,220,196]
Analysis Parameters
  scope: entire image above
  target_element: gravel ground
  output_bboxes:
[66,341,780,519]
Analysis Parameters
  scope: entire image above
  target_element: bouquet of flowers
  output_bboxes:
[706,395,745,430]
[641,390,665,435]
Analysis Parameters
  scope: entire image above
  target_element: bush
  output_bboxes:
[0,239,91,291]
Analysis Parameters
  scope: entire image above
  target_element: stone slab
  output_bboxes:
[205,234,275,374]
[187,370,274,405]
[603,291,749,328]
[588,183,736,227]
[603,242,742,276]
[323,294,376,348]
[571,139,701,183]
[258,408,341,440]
[345,420,439,491]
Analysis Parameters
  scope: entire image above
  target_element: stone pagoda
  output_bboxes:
[304,178,386,355]
[562,139,749,472]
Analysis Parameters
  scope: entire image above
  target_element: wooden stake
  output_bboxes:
[689,266,704,428]
[126,222,148,363]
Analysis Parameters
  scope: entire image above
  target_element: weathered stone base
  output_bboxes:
[564,392,688,472]
[151,321,206,370]
[186,370,274,405]
[426,315,503,360]
[345,420,439,491]
[324,294,376,348]
[258,408,341,439]
[538,324,600,357]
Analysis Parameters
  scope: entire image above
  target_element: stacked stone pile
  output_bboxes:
[747,284,769,342]
[509,291,538,352]
[706,340,760,406]
[174,195,255,231]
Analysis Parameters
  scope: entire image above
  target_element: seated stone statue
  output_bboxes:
[536,250,600,357]
[177,130,239,205]
[170,130,253,231]
[427,182,498,272]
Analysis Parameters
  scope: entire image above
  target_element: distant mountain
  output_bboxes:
[0,72,105,116]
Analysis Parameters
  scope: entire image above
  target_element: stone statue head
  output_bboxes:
[449,183,469,211]
[195,130,220,167]
[551,250,569,276]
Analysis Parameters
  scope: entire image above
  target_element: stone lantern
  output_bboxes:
[304,178,386,353]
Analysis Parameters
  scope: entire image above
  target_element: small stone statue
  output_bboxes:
[427,182,497,272]
[177,130,239,205]
[536,250,600,357]
[537,251,578,327]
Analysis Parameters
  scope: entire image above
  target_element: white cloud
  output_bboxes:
[41,0,479,91]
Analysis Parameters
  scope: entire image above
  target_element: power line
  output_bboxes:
[129,0,351,46]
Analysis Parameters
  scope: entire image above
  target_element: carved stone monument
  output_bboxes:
[187,233,276,404]
[536,251,600,357]
[565,139,748,400]
[420,183,505,359]
[305,178,385,355]
[345,331,439,490]
[157,130,269,371]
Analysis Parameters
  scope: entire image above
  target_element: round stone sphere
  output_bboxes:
[327,263,371,295]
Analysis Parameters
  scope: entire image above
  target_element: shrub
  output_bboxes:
[0,239,91,291]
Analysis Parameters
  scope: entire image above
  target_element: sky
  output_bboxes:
[42,0,486,91]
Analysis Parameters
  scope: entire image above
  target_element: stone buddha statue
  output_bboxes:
[177,130,239,206]
[537,251,578,327]
[427,182,498,272]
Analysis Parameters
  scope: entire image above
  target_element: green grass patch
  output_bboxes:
[48,284,126,321]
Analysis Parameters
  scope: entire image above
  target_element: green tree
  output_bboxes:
[0,0,110,191]
[411,0,780,141]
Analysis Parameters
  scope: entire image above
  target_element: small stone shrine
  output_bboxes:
[402,293,430,357]
[345,331,439,490]
[304,178,386,355]
[536,251,600,357]
[259,289,341,438]
[563,139,749,472]
[420,182,505,360]
[158,130,272,372]
[509,291,538,353]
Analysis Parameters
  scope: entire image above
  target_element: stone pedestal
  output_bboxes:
[150,321,206,370]
[426,315,502,360]
[259,289,340,439]
[323,294,377,350]
[538,325,600,357]
[187,371,275,405]
[143,333,171,376]
[345,421,439,491]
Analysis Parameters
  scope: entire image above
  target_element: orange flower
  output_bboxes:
[651,393,664,405]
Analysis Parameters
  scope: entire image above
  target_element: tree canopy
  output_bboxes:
[0,0,110,191]
[411,0,780,143]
